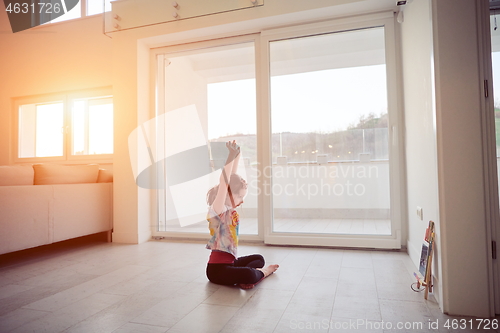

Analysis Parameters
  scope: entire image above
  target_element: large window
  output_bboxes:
[268,27,391,237]
[15,89,113,162]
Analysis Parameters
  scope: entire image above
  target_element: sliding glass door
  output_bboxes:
[154,37,259,239]
[152,15,403,248]
[261,17,402,248]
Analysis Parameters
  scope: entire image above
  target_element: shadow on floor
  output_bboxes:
[0,232,109,269]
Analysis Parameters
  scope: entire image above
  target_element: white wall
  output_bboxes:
[431,0,492,317]
[400,0,442,311]
[0,13,113,166]
[400,0,493,317]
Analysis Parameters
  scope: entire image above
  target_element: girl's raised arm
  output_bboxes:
[212,140,240,215]
[230,145,241,175]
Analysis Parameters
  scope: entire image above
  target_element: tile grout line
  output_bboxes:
[271,248,320,333]
[369,251,383,326]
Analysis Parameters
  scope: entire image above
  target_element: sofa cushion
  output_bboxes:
[97,169,113,183]
[33,164,99,185]
[0,165,34,186]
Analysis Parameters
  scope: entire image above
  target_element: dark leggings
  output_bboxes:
[206,254,265,285]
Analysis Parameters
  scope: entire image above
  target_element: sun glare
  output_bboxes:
[35,103,64,157]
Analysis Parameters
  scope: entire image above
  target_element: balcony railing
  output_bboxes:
[160,158,391,235]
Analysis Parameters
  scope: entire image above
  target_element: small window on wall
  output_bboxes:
[15,89,113,162]
[19,101,65,158]
[71,97,113,155]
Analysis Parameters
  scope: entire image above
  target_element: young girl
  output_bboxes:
[206,140,279,289]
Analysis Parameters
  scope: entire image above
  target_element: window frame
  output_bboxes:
[148,12,405,249]
[150,34,263,242]
[12,87,113,164]
[259,14,404,248]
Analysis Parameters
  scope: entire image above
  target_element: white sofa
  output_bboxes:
[0,164,113,255]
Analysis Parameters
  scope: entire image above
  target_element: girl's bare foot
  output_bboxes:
[257,264,279,277]
[239,264,279,289]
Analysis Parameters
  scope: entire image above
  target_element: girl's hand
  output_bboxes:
[226,140,240,157]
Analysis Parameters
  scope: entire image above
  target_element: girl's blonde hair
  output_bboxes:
[206,174,246,206]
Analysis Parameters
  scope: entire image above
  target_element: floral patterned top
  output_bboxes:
[206,205,239,258]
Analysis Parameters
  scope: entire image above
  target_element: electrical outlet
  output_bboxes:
[416,206,423,220]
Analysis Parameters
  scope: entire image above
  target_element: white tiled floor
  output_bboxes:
[0,238,498,333]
